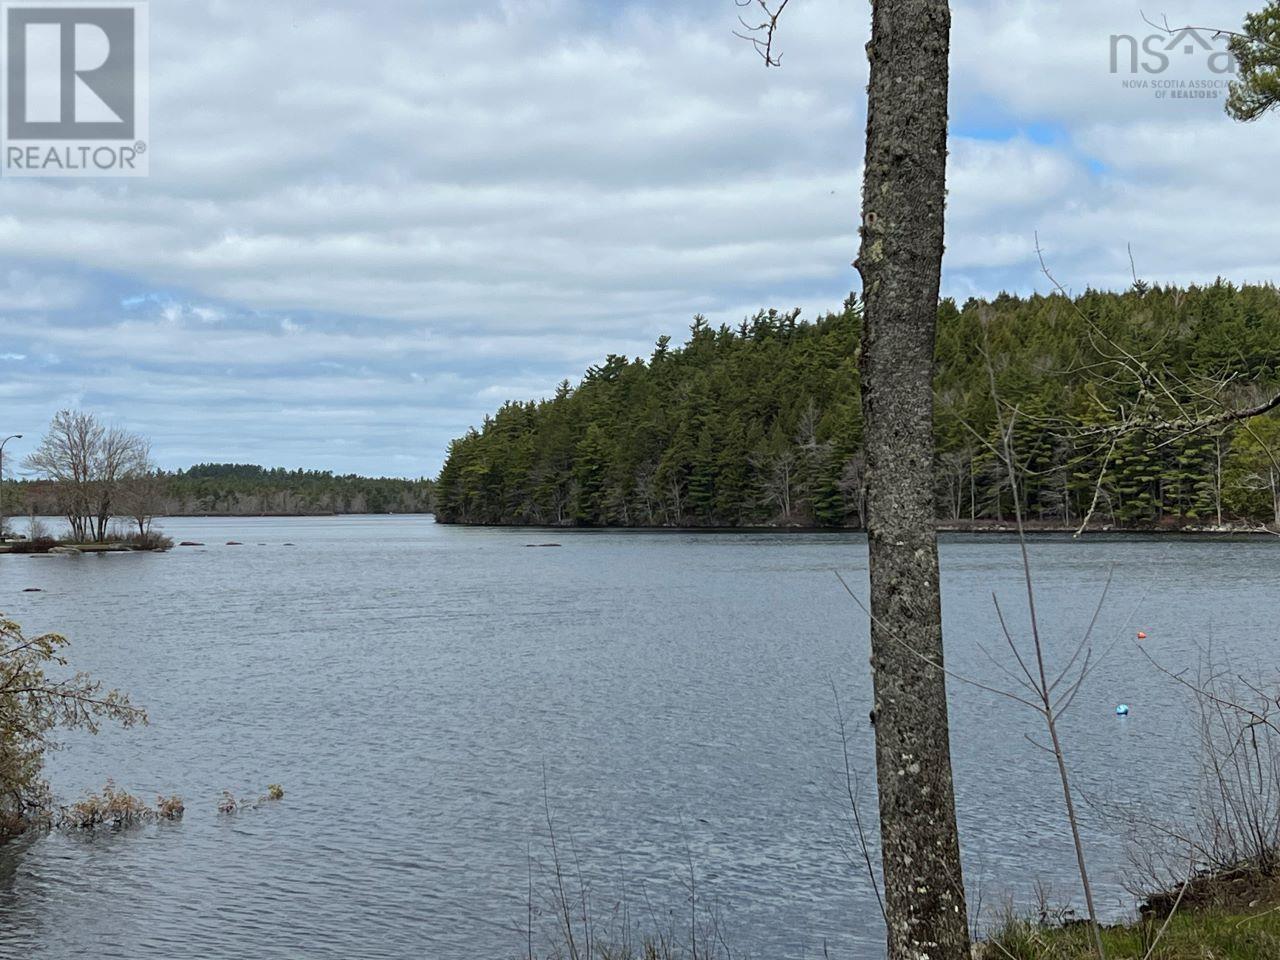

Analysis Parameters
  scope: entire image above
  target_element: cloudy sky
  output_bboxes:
[0,0,1274,477]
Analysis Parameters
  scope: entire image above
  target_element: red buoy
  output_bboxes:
[1137,631,1148,640]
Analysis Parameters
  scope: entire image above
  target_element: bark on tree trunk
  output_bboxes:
[855,2,970,959]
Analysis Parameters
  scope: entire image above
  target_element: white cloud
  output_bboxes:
[0,0,1273,475]
[0,268,87,311]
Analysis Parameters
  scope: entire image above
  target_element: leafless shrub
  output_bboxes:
[6,536,59,555]
[1118,658,1280,908]
[1189,668,1280,874]
[106,523,174,551]
[128,531,174,551]
[218,784,286,814]
[27,515,48,542]
[59,781,151,830]
[57,783,186,830]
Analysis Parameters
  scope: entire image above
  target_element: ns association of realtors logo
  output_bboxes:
[0,0,148,177]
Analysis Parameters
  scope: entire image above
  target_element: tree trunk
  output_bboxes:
[1216,438,1225,527]
[855,2,970,959]
[1271,468,1279,528]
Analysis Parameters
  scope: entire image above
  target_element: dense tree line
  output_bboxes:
[435,283,1280,529]
[6,463,433,521]
[163,464,433,515]
[160,463,434,515]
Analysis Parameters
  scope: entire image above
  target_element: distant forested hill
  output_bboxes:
[10,465,433,517]
[435,283,1280,529]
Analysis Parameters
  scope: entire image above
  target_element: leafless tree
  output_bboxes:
[634,464,659,526]
[115,462,167,538]
[22,410,151,543]
[22,410,98,542]
[984,406,1111,959]
[752,446,797,519]
[93,429,152,540]
[938,449,975,522]
[838,452,868,529]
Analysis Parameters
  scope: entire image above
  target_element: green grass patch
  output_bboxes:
[986,907,1280,959]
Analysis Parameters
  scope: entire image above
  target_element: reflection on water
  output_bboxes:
[0,517,1276,958]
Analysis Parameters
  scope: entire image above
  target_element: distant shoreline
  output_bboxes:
[10,513,1272,537]
[432,518,1279,537]
[149,511,435,518]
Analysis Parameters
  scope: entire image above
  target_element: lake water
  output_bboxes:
[0,517,1276,959]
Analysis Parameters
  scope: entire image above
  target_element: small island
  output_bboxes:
[0,538,171,556]
[0,412,435,553]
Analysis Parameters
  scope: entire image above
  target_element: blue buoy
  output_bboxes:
[1116,704,1130,717]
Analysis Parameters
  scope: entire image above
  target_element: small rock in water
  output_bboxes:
[226,541,244,546]
[179,541,205,547]
[22,588,42,593]
[525,543,562,548]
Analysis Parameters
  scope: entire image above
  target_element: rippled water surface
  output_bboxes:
[1,517,1277,959]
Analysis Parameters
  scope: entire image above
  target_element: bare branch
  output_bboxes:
[1141,11,1280,57]
[732,0,792,67]
[833,570,1042,712]
[1036,234,1280,446]
[831,680,887,925]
